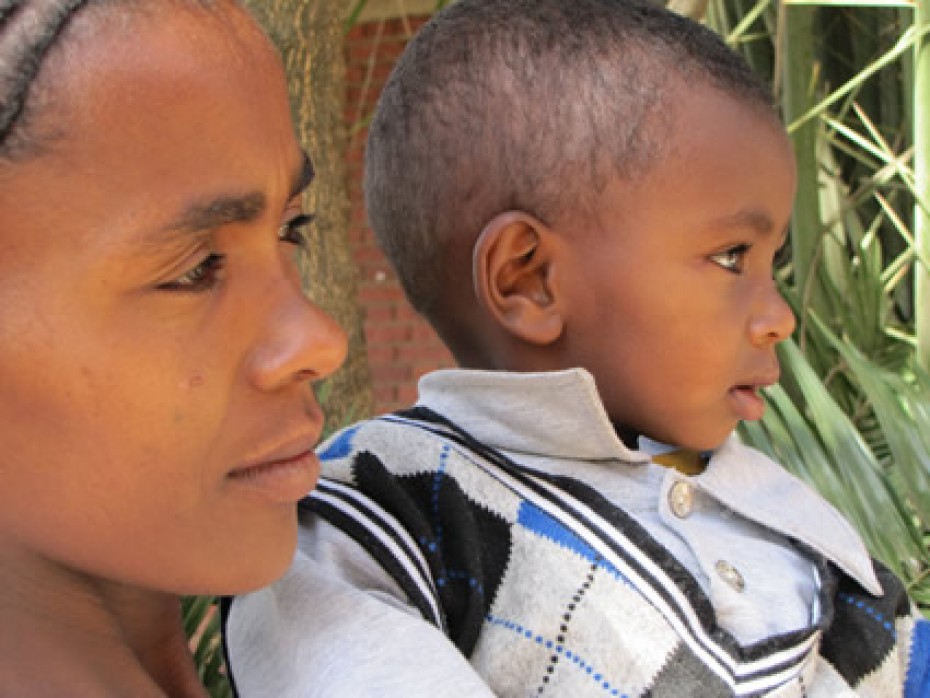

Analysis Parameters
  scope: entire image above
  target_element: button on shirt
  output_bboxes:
[657,470,819,641]
[667,479,695,518]
[419,368,881,646]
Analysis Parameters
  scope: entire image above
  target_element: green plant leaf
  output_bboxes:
[741,340,927,581]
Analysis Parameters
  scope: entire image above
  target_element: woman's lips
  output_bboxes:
[228,435,321,503]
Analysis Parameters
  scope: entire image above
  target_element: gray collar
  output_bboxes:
[416,367,881,595]
[418,367,647,463]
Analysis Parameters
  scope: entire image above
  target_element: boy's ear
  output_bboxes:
[472,211,565,346]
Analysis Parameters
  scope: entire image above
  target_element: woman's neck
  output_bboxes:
[1,546,207,697]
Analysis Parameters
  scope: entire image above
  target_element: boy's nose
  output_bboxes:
[748,283,796,347]
[246,279,348,392]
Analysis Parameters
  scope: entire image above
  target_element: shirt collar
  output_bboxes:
[699,439,882,595]
[417,367,648,464]
[417,367,881,595]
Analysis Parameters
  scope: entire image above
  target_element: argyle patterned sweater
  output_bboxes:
[306,407,930,697]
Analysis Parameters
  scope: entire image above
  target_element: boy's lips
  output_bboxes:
[227,431,322,504]
[728,373,778,422]
[728,385,766,421]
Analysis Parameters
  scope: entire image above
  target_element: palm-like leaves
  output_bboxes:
[739,338,930,592]
[183,595,233,698]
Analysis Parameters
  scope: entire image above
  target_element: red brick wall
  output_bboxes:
[345,16,455,416]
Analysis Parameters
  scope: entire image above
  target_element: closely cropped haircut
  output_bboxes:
[365,0,777,320]
[0,0,226,161]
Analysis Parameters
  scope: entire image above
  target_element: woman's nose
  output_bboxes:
[247,279,348,392]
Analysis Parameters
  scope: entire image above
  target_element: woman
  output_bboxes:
[0,1,347,695]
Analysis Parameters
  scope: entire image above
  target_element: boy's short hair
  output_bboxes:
[365,0,776,320]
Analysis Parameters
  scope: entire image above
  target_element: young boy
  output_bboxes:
[225,0,929,695]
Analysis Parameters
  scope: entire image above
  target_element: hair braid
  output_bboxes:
[0,1,25,24]
[0,0,91,155]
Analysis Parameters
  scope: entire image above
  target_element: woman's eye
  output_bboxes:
[278,212,314,247]
[157,253,226,293]
[710,244,750,274]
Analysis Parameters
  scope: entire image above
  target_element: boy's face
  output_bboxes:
[557,85,796,451]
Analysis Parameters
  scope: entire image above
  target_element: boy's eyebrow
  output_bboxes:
[154,152,314,238]
[704,208,775,236]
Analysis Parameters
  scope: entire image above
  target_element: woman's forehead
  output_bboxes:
[2,0,261,157]
[0,2,301,248]
[26,3,285,157]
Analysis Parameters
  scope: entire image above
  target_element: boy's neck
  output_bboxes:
[611,421,641,451]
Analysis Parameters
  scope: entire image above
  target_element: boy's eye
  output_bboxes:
[710,244,750,274]
[278,212,315,247]
[774,239,791,268]
[156,253,226,293]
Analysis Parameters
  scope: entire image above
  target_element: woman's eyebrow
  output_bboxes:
[168,192,267,235]
[148,152,313,241]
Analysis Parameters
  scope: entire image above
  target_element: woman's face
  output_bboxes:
[0,6,347,594]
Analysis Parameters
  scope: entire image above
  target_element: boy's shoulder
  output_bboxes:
[314,405,527,522]
[316,407,465,479]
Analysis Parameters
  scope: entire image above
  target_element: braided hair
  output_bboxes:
[0,0,92,159]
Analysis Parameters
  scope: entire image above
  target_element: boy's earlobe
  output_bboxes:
[472,211,564,346]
